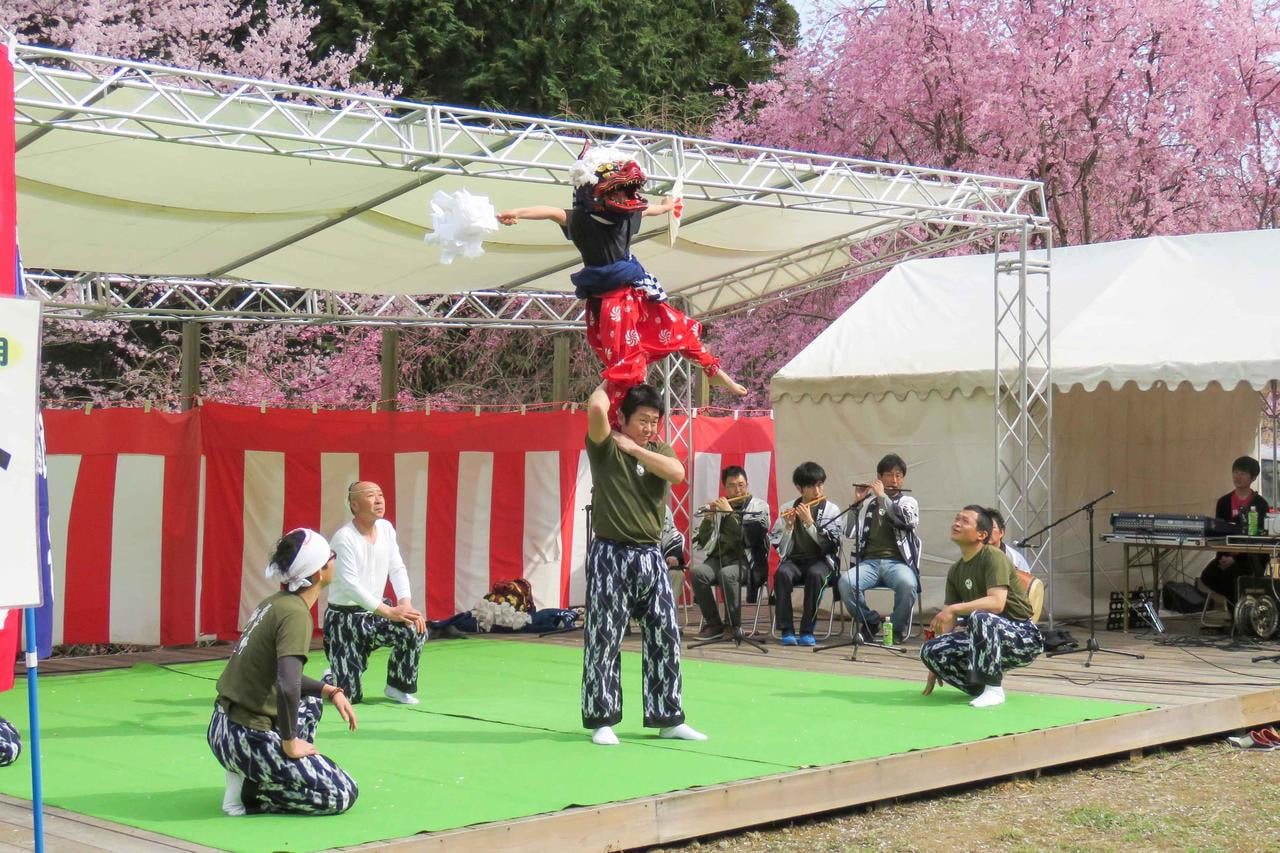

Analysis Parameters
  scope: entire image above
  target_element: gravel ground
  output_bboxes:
[645,737,1280,853]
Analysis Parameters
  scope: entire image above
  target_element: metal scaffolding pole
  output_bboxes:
[994,221,1053,620]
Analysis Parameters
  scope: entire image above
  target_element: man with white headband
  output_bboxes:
[325,481,427,705]
[208,528,359,816]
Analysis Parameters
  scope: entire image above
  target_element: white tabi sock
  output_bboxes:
[384,685,420,705]
[970,685,1006,708]
[659,723,708,741]
[591,726,620,745]
[222,769,246,816]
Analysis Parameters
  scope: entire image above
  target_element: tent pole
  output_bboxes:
[380,328,399,412]
[23,608,43,853]
[179,322,200,411]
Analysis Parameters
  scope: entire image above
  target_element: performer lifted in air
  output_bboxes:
[208,529,358,816]
[581,381,706,745]
[498,146,747,421]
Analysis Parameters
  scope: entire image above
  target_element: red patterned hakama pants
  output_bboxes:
[585,289,720,422]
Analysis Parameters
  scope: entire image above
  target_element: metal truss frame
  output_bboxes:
[8,39,1053,572]
[24,271,586,329]
[10,41,1045,224]
[656,345,698,536]
[994,224,1054,621]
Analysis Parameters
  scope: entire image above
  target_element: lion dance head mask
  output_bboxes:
[569,144,648,217]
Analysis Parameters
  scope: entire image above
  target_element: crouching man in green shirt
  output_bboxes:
[582,381,707,746]
[209,528,359,815]
[920,505,1043,708]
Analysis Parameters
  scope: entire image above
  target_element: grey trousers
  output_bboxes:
[690,556,747,627]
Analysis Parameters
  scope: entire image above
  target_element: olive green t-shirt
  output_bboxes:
[586,432,675,545]
[944,544,1033,621]
[216,591,314,731]
[863,507,901,561]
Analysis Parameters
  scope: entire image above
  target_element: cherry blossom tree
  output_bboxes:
[705,0,1280,401]
[3,0,369,90]
[5,0,383,407]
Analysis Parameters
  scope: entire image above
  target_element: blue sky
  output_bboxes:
[791,0,820,30]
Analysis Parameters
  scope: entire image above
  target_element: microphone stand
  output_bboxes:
[813,493,908,661]
[1021,489,1143,666]
[688,505,768,654]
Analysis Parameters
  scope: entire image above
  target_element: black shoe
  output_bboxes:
[696,624,725,639]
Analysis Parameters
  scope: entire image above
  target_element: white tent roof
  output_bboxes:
[9,42,1045,318]
[773,229,1280,401]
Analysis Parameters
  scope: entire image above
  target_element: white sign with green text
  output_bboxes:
[0,296,42,607]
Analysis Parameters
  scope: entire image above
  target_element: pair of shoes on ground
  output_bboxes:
[779,632,816,647]
[591,723,708,746]
[1231,726,1280,749]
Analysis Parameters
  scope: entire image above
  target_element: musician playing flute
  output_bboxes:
[837,453,921,644]
[690,466,772,638]
[581,381,706,745]
[769,462,842,646]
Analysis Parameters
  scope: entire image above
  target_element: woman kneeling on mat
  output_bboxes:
[208,528,359,816]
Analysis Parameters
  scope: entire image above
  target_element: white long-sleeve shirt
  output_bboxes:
[328,519,412,612]
[1003,543,1032,574]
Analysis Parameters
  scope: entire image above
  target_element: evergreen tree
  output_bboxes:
[310,0,799,126]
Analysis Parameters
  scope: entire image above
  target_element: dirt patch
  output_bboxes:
[645,738,1280,853]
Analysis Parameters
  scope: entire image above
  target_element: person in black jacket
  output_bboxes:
[1200,456,1271,607]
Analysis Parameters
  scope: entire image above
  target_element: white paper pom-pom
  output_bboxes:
[423,189,500,264]
[470,598,533,632]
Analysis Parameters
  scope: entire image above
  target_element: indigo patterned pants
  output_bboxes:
[0,718,20,766]
[207,700,357,815]
[582,537,685,729]
[323,606,425,704]
[920,610,1044,694]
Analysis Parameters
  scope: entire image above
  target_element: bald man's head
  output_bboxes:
[347,481,386,519]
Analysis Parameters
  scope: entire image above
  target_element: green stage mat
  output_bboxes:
[0,639,1151,852]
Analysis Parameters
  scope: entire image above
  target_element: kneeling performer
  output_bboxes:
[920,506,1042,708]
[582,381,705,745]
[326,481,426,705]
[209,529,358,816]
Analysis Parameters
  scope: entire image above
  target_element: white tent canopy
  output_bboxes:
[772,230,1280,616]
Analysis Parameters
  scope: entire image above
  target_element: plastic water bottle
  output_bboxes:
[881,620,893,646]
[1248,507,1259,535]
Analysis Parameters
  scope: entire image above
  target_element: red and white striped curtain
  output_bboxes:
[43,404,777,646]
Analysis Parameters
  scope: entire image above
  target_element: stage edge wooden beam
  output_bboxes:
[363,688,1280,853]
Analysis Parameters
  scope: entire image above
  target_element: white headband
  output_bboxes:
[265,528,331,592]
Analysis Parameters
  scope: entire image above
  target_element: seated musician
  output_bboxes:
[1200,455,1271,608]
[987,508,1044,622]
[921,506,1042,708]
[769,462,842,646]
[837,453,921,644]
[661,505,688,611]
[689,466,772,638]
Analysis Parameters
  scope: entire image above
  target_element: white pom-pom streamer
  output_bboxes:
[423,189,500,264]
[470,599,533,632]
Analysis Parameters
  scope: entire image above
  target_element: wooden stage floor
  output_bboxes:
[3,613,1279,852]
